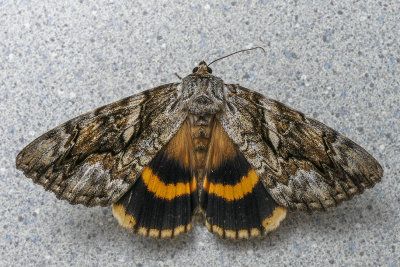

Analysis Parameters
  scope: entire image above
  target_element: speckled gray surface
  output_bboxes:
[1,0,399,266]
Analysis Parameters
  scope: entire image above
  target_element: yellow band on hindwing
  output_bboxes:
[203,169,259,201]
[142,167,196,200]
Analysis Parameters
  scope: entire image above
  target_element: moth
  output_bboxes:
[16,48,383,240]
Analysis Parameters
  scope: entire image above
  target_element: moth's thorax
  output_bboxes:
[181,74,225,116]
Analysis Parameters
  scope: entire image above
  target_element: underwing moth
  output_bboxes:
[16,52,383,240]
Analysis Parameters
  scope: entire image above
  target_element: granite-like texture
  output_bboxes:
[1,0,399,266]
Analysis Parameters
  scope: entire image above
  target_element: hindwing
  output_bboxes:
[200,121,287,239]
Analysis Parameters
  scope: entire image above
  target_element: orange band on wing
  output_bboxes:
[203,169,259,201]
[142,167,196,200]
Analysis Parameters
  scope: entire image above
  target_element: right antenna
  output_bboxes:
[208,46,266,66]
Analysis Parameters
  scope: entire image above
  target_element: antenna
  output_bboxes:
[208,46,266,66]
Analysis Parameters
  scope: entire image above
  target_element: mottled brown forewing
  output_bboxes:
[218,84,383,211]
[16,83,186,207]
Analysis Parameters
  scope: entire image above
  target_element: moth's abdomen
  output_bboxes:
[189,114,214,170]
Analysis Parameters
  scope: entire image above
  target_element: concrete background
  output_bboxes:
[1,0,399,266]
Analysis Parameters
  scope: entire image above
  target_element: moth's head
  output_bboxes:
[192,61,213,76]
[180,61,224,116]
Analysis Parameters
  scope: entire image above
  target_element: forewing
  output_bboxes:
[16,83,186,207]
[218,84,383,211]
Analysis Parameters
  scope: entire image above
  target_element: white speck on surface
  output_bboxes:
[57,89,65,96]
[246,43,255,49]
[247,249,254,256]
